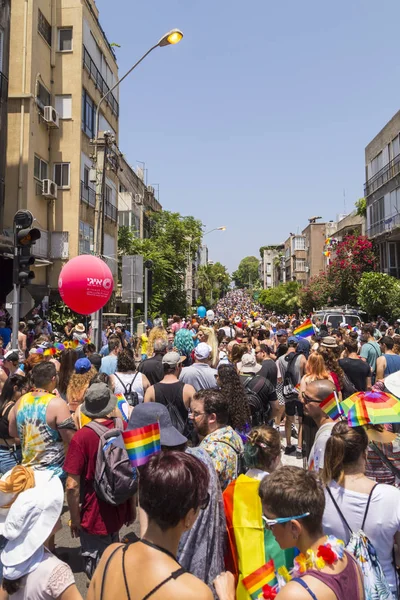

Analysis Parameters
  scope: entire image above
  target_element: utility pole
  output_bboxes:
[144,259,153,326]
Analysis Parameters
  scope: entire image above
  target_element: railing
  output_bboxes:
[83,46,119,118]
[0,72,8,104]
[80,180,96,207]
[365,152,400,197]
[105,201,117,222]
[367,212,400,237]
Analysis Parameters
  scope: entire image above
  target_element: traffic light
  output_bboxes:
[16,227,41,248]
[18,247,36,286]
[13,211,41,288]
[147,270,153,299]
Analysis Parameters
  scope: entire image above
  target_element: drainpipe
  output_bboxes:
[17,0,28,210]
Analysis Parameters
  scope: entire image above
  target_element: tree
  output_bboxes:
[357,272,400,320]
[300,272,336,314]
[232,256,259,288]
[118,211,203,316]
[355,197,367,218]
[259,281,302,314]
[197,262,230,306]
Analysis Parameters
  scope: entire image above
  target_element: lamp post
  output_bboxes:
[203,226,226,236]
[91,28,183,349]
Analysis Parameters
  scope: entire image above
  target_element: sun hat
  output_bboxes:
[1,471,63,566]
[162,351,185,367]
[75,323,85,333]
[112,402,187,451]
[320,336,338,348]
[0,466,38,535]
[238,353,261,374]
[115,323,123,328]
[81,382,117,419]
[384,371,400,398]
[74,357,92,374]
[194,343,212,360]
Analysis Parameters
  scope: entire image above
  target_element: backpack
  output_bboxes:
[114,373,139,407]
[282,353,300,400]
[86,418,138,506]
[243,375,267,426]
[326,484,393,600]
[341,371,357,398]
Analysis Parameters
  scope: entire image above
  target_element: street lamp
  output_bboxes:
[95,29,184,137]
[203,226,226,236]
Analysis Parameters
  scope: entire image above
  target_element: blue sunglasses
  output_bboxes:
[262,512,310,528]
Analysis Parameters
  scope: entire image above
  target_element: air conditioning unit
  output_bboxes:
[147,185,155,194]
[305,266,310,273]
[42,179,58,199]
[44,106,59,128]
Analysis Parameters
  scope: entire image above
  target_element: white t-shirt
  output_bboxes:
[113,371,144,402]
[308,422,335,472]
[323,481,400,593]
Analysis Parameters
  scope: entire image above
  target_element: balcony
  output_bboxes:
[367,212,400,238]
[80,181,96,207]
[83,46,119,118]
[105,201,117,222]
[365,152,400,197]
[0,72,8,104]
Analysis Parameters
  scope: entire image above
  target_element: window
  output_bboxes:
[295,259,306,272]
[38,10,52,46]
[34,155,48,181]
[55,95,72,119]
[36,81,51,112]
[83,166,89,189]
[79,221,94,255]
[105,184,112,203]
[82,89,96,138]
[292,236,306,251]
[58,28,72,51]
[392,135,400,160]
[371,152,383,177]
[0,28,4,73]
[266,263,271,274]
[54,163,70,188]
[371,197,384,226]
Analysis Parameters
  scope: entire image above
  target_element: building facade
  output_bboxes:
[302,221,336,284]
[284,234,307,285]
[0,0,10,231]
[365,110,400,278]
[4,0,119,302]
[259,245,284,289]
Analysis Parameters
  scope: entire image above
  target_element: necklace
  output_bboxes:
[261,536,345,599]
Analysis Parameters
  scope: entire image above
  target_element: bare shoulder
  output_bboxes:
[277,581,315,600]
[173,573,213,599]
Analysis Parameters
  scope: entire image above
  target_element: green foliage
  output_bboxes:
[197,262,230,306]
[355,197,367,218]
[259,245,282,259]
[357,272,400,320]
[232,256,260,288]
[48,300,86,329]
[259,281,302,314]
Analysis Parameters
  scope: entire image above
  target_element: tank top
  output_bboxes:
[153,381,187,424]
[113,372,144,402]
[0,402,16,440]
[384,354,400,376]
[16,390,65,478]
[292,551,363,600]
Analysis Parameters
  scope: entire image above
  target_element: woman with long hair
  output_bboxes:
[66,358,97,418]
[322,420,400,596]
[57,349,78,400]
[198,326,218,368]
[88,451,213,600]
[223,427,294,600]
[147,326,168,359]
[110,349,149,404]
[319,343,344,401]
[217,364,251,437]
[0,375,27,473]
[230,344,248,369]
[299,353,334,402]
[174,328,195,366]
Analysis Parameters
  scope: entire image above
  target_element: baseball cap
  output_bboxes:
[194,343,212,360]
[277,329,287,336]
[288,336,298,344]
[4,351,19,362]
[74,357,92,374]
[162,352,185,367]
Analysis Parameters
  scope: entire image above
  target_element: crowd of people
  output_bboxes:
[0,291,400,598]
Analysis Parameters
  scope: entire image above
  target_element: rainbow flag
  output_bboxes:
[115,393,130,423]
[242,560,277,600]
[293,319,314,339]
[347,400,370,427]
[320,392,342,420]
[122,422,161,467]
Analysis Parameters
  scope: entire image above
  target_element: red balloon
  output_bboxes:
[58,255,114,315]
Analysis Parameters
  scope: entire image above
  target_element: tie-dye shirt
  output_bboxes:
[16,390,65,478]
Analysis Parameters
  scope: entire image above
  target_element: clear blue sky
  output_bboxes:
[96,0,400,273]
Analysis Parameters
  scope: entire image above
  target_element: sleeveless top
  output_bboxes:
[153,381,187,424]
[16,390,65,478]
[113,372,144,402]
[292,551,363,600]
[383,354,400,376]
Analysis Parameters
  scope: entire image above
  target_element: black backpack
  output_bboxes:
[282,353,300,400]
[114,373,139,407]
[243,375,267,426]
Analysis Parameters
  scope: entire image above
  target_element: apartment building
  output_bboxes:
[4,0,119,302]
[302,221,336,284]
[118,156,162,240]
[284,234,307,284]
[0,0,10,231]
[259,245,284,289]
[334,210,365,241]
[364,111,400,278]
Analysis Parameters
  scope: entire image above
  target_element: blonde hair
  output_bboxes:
[244,426,281,471]
[147,327,167,358]
[199,326,218,367]
[305,353,330,380]
[66,366,97,411]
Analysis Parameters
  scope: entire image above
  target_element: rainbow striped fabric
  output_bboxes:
[115,393,130,423]
[241,560,277,600]
[320,392,342,420]
[122,422,161,467]
[293,319,314,339]
[347,400,370,427]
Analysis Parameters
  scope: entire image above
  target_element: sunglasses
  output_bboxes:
[200,492,210,511]
[262,512,310,528]
[302,393,322,405]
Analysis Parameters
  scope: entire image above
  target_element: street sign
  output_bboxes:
[6,288,34,317]
[121,255,143,303]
